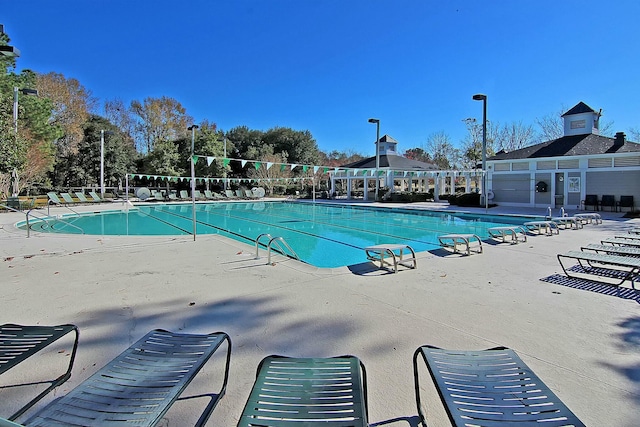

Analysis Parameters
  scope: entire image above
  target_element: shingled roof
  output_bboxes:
[342,154,439,171]
[561,101,596,117]
[489,133,640,161]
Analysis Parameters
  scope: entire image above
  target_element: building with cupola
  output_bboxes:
[487,102,640,211]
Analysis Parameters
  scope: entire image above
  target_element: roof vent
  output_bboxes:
[614,132,626,146]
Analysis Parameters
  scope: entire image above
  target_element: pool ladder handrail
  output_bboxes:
[255,233,300,264]
[25,208,84,237]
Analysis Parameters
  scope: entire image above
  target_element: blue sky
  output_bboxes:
[4,0,639,156]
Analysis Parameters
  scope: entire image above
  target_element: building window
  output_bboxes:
[570,120,586,129]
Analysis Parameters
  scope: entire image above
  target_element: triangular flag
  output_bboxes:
[302,165,308,172]
[253,162,261,170]
[266,162,273,170]
[223,158,230,167]
[280,164,286,171]
[291,164,298,170]
[207,156,215,166]
[191,155,198,164]
[241,160,247,168]
[313,166,319,174]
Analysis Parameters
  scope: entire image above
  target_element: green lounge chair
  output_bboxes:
[0,324,79,421]
[413,345,584,427]
[46,192,64,205]
[225,190,237,199]
[60,192,76,204]
[237,355,368,426]
[180,190,189,199]
[19,329,231,427]
[74,192,96,203]
[193,190,205,200]
[88,191,102,202]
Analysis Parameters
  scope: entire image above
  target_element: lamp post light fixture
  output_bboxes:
[472,94,488,213]
[188,125,199,241]
[368,118,380,202]
[0,45,20,57]
[13,87,38,134]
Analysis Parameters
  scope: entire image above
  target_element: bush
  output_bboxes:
[454,192,481,207]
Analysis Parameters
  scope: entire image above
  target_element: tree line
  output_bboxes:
[1,28,634,199]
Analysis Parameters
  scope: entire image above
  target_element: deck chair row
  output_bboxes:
[557,230,640,294]
[47,191,104,205]
[1,323,584,427]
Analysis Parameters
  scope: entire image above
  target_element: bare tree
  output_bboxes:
[495,121,536,152]
[105,98,136,150]
[535,105,615,142]
[425,131,459,169]
[459,118,499,169]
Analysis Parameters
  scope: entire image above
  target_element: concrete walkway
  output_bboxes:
[1,201,638,426]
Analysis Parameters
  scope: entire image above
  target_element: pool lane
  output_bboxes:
[23,202,538,268]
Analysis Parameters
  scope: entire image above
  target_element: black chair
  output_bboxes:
[581,194,599,210]
[600,195,616,211]
[617,196,635,212]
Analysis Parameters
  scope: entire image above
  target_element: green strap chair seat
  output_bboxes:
[0,324,79,420]
[22,329,231,427]
[238,355,368,426]
[413,345,584,427]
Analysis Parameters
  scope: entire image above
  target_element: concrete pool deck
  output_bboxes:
[1,200,639,426]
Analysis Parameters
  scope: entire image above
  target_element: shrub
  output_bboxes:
[455,192,481,207]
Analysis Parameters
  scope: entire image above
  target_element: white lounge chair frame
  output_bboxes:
[523,220,559,236]
[364,244,417,273]
[438,234,483,255]
[487,226,527,244]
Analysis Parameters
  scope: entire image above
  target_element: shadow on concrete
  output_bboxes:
[371,415,421,427]
[540,274,640,303]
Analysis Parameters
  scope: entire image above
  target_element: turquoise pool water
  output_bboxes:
[21,202,538,268]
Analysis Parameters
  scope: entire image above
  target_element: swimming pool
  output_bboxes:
[21,202,539,268]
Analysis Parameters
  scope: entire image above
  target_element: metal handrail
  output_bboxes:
[0,203,22,214]
[255,233,300,264]
[26,208,84,237]
[255,233,273,259]
[267,236,299,265]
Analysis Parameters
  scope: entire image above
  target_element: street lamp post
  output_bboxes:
[188,125,199,241]
[368,118,380,202]
[100,130,113,198]
[13,87,38,134]
[472,94,488,213]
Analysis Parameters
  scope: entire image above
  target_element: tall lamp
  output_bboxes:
[188,125,199,241]
[472,94,488,213]
[13,87,38,134]
[368,118,380,202]
[100,130,113,198]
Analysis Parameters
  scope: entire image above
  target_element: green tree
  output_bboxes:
[0,31,60,195]
[62,116,137,188]
[403,147,432,163]
[263,127,320,166]
[193,121,228,179]
[319,149,365,167]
